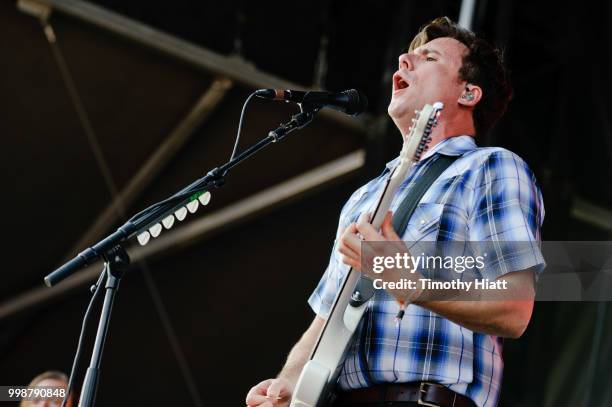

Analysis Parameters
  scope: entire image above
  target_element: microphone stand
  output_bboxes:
[47,105,320,407]
[78,245,129,407]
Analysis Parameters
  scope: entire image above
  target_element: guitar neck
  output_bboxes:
[289,102,442,407]
[369,160,413,229]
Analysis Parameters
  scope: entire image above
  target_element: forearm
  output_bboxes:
[414,298,533,338]
[398,270,536,338]
[277,316,324,384]
[380,270,534,338]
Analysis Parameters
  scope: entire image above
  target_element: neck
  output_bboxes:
[400,111,475,154]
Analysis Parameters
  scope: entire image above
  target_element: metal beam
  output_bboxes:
[34,0,368,132]
[0,150,365,321]
[571,197,612,232]
[458,0,477,30]
[63,77,233,260]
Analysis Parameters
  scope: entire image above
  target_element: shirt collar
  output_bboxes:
[385,135,477,170]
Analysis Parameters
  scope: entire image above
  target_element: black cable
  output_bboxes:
[229,91,258,162]
[127,90,260,224]
[61,269,106,407]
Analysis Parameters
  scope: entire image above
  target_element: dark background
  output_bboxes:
[1,0,611,406]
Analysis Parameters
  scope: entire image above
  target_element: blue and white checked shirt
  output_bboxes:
[308,135,545,407]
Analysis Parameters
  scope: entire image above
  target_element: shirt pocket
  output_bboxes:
[401,202,444,244]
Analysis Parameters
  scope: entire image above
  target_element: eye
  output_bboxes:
[426,56,437,62]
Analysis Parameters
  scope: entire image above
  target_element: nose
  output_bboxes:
[398,53,413,70]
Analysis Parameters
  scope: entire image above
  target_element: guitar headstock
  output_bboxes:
[400,101,444,164]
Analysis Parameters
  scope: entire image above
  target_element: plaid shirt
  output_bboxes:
[308,135,545,407]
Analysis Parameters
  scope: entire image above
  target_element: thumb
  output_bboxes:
[381,211,401,241]
[266,379,287,399]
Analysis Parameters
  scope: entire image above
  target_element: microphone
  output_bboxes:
[255,88,368,116]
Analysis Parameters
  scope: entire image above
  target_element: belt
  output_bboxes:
[334,382,476,407]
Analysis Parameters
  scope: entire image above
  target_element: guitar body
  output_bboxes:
[290,103,443,407]
[291,269,367,407]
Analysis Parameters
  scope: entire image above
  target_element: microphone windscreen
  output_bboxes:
[344,89,368,116]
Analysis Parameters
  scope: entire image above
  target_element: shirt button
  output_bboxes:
[420,219,426,224]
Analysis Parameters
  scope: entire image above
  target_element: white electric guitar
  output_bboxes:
[289,102,444,407]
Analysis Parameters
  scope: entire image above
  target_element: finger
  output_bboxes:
[340,228,363,254]
[356,220,382,241]
[266,379,288,399]
[357,211,371,224]
[340,222,358,237]
[338,248,358,267]
[341,255,361,270]
[246,380,272,405]
[246,394,269,406]
[381,211,401,241]
[338,240,359,260]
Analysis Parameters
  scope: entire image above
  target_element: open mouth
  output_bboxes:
[393,72,409,92]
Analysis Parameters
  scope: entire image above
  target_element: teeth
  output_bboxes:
[162,215,175,229]
[175,207,188,221]
[137,231,151,246]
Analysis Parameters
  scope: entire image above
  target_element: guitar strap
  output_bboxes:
[357,153,459,386]
[391,154,458,232]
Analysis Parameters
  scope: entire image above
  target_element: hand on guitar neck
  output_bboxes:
[338,211,423,303]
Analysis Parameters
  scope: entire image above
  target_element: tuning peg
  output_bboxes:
[137,231,151,246]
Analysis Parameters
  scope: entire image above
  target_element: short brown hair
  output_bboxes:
[27,370,68,387]
[20,371,68,407]
[409,17,512,137]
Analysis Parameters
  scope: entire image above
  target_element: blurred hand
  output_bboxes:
[338,211,405,274]
[338,211,422,302]
[245,377,293,407]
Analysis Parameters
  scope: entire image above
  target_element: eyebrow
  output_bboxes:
[418,48,442,56]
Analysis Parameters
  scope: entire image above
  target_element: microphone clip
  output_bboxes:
[268,107,319,142]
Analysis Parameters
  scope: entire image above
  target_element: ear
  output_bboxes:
[458,84,482,107]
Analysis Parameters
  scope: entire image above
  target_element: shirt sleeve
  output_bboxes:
[468,150,546,280]
[307,181,374,319]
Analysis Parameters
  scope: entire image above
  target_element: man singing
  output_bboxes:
[246,17,544,407]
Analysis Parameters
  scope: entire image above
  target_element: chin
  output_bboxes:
[387,99,403,119]
[388,98,412,121]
